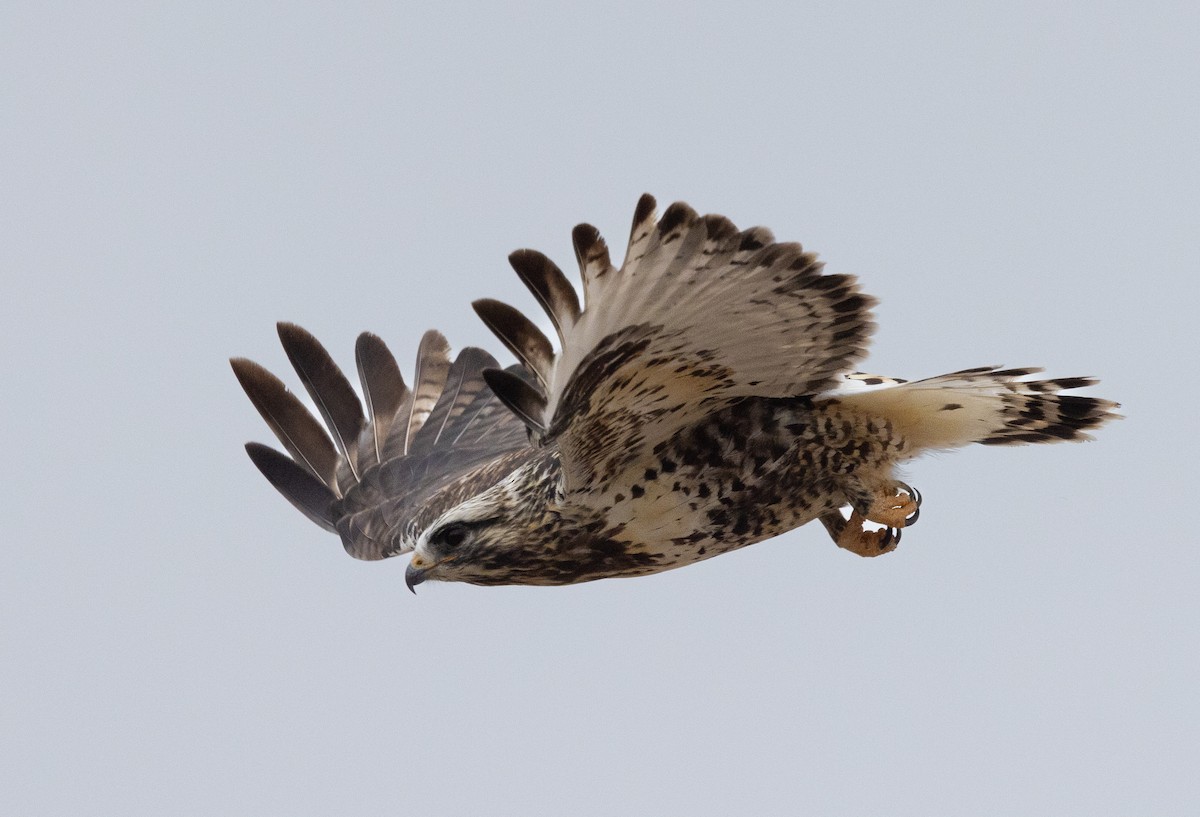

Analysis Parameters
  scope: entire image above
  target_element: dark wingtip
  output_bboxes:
[470,297,497,315]
[571,223,602,263]
[354,330,384,356]
[230,356,286,406]
[472,298,554,389]
[354,331,408,467]
[506,248,582,337]
[275,321,310,351]
[657,201,697,235]
[508,248,537,270]
[274,320,365,478]
[481,367,547,436]
[230,354,341,486]
[230,355,266,383]
[632,193,656,226]
[244,441,338,532]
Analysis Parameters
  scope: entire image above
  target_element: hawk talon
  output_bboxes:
[856,481,923,529]
[826,510,900,557]
[896,482,922,508]
[880,526,900,549]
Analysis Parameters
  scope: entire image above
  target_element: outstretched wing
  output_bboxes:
[233,323,534,560]
[476,194,877,496]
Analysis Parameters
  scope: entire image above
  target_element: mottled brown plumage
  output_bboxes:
[233,195,1120,588]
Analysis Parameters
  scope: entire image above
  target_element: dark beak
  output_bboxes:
[405,561,427,594]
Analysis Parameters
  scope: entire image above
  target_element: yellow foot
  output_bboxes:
[821,510,901,557]
[856,481,922,529]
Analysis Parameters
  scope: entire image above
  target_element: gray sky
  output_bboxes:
[3,2,1197,814]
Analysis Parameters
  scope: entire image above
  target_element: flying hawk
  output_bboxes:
[232,195,1119,590]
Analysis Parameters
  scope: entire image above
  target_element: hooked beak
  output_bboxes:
[405,560,428,594]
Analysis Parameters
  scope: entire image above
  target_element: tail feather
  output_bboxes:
[833,366,1120,455]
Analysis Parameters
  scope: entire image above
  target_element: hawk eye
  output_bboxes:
[438,523,469,549]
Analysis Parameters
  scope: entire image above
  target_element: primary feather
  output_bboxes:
[234,327,535,560]
[355,331,408,468]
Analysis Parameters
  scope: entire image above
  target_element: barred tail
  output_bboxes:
[834,366,1121,456]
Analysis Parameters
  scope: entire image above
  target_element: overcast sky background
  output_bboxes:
[3,2,1197,815]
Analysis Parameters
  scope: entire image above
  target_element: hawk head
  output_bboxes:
[402,454,640,588]
[405,473,547,589]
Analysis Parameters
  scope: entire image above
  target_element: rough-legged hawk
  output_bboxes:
[232,195,1119,590]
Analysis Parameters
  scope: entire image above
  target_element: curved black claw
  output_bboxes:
[894,481,922,526]
[894,480,922,506]
[879,526,901,552]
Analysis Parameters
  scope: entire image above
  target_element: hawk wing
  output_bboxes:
[232,323,534,560]
[476,194,877,496]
